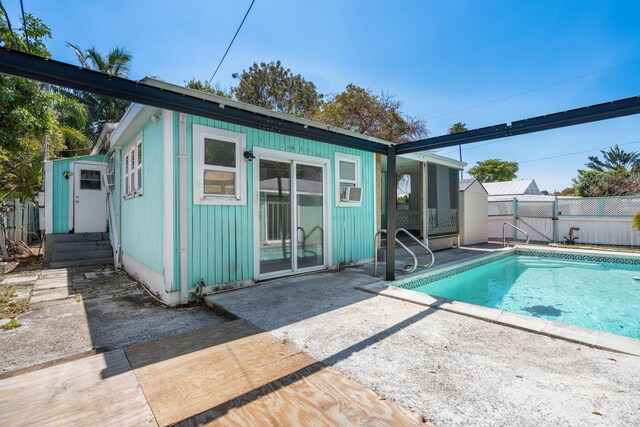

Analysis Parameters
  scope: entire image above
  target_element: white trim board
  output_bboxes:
[162,109,174,292]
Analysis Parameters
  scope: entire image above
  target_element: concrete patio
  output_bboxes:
[207,247,640,426]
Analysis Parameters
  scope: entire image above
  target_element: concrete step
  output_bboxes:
[55,241,112,252]
[49,257,113,268]
[48,232,109,243]
[51,249,113,262]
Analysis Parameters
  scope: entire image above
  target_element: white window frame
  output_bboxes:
[193,124,246,205]
[123,135,142,198]
[335,152,361,207]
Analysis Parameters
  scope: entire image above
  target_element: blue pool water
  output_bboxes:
[411,255,640,339]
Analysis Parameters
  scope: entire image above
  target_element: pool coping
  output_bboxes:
[358,246,640,357]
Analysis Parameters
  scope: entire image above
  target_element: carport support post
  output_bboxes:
[385,145,397,281]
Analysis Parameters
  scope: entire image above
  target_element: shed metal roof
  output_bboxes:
[482,179,539,196]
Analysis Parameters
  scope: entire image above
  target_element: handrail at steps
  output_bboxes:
[395,228,435,268]
[373,229,418,277]
[503,222,530,247]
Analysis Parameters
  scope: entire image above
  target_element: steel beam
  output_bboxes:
[385,145,397,281]
[398,96,640,154]
[0,48,388,154]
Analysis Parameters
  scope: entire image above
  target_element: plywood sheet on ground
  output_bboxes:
[177,363,424,427]
[126,319,422,427]
[0,349,156,426]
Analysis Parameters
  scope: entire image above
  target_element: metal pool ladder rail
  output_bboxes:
[373,229,435,277]
[395,228,435,269]
[503,222,530,247]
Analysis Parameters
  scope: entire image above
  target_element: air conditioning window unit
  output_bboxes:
[340,185,363,203]
[102,173,115,191]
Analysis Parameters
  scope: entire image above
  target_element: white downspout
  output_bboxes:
[178,113,189,304]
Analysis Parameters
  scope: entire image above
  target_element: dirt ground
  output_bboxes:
[0,264,226,374]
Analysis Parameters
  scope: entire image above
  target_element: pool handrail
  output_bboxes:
[503,222,530,247]
[395,228,435,269]
[373,229,418,277]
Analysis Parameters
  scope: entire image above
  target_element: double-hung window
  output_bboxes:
[193,124,246,205]
[335,152,361,207]
[124,135,142,198]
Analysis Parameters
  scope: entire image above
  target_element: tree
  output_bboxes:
[585,145,640,173]
[0,12,84,198]
[314,84,427,143]
[447,122,468,134]
[467,159,519,183]
[554,187,576,196]
[573,169,640,197]
[185,78,232,98]
[448,122,468,176]
[232,61,322,118]
[66,43,133,139]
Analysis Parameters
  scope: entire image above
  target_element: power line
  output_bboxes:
[19,0,30,52]
[208,0,256,84]
[0,1,19,47]
[518,139,640,165]
[426,60,635,121]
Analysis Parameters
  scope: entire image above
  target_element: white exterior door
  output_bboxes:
[72,162,107,233]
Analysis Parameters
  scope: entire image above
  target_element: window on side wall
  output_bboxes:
[193,124,246,205]
[123,135,142,198]
[335,153,361,207]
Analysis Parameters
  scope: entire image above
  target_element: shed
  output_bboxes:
[459,179,488,245]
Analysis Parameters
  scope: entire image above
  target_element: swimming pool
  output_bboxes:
[398,249,640,339]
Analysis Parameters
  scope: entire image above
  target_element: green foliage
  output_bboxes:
[185,78,232,98]
[467,159,519,183]
[586,145,640,173]
[554,186,576,196]
[632,212,640,232]
[314,84,427,143]
[573,169,640,197]
[0,13,83,198]
[447,122,468,134]
[232,61,322,118]
[1,319,21,331]
[66,43,133,139]
[189,279,206,304]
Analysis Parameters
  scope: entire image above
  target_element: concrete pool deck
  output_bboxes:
[207,246,640,426]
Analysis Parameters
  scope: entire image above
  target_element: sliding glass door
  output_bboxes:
[257,155,326,278]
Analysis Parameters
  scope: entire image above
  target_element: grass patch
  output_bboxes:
[0,286,30,317]
[2,319,21,330]
[554,243,640,254]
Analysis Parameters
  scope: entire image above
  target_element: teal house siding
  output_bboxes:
[51,154,108,233]
[119,116,165,274]
[182,114,375,289]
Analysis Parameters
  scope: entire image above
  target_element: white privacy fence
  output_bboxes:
[488,196,640,246]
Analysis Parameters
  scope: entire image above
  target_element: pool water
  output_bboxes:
[412,255,640,339]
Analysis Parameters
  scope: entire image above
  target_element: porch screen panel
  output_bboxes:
[427,164,459,236]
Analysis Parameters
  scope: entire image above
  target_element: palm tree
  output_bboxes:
[448,122,468,179]
[586,145,640,172]
[66,43,133,141]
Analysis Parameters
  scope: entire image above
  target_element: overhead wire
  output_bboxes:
[207,0,256,84]
[19,0,30,52]
[0,1,19,47]
[517,139,640,165]
[426,59,635,121]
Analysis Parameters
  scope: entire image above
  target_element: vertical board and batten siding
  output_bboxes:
[182,114,375,289]
[119,115,165,274]
[51,154,108,233]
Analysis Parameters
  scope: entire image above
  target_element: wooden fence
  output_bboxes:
[3,199,40,244]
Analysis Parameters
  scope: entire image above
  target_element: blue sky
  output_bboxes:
[6,0,640,191]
